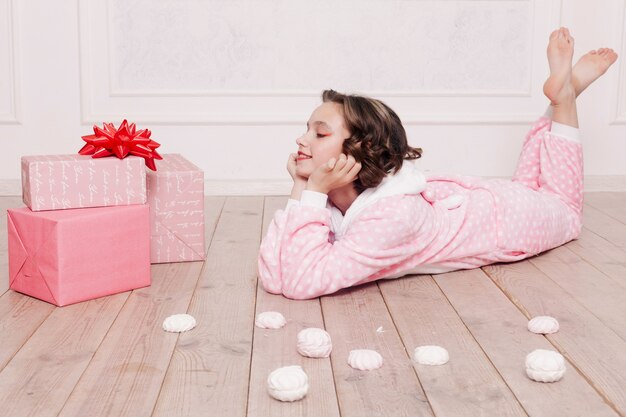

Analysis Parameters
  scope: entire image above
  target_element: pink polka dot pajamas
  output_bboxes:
[258,116,583,299]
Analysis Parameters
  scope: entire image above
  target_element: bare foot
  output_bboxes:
[572,48,619,96]
[543,27,576,105]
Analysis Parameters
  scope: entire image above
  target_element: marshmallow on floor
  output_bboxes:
[413,345,449,366]
[297,328,332,358]
[347,349,383,371]
[255,311,287,329]
[162,314,196,333]
[525,349,566,382]
[267,366,309,402]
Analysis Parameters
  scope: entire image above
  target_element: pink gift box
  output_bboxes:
[146,154,205,263]
[22,154,147,211]
[7,204,151,306]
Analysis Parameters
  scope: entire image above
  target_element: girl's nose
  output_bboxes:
[296,134,306,146]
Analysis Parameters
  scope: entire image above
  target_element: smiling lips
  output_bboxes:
[297,151,312,161]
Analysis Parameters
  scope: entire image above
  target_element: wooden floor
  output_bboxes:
[0,193,625,417]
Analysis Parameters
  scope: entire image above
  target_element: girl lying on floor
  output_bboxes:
[258,27,618,299]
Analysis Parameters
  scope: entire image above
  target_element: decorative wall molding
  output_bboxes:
[77,112,544,126]
[582,175,626,192]
[611,0,626,124]
[1,176,625,196]
[108,89,534,98]
[0,179,20,196]
[204,180,293,196]
[225,176,626,194]
[0,0,20,125]
[79,0,562,125]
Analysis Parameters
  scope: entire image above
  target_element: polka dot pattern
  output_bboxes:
[258,117,584,299]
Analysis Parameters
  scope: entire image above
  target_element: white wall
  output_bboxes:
[1,0,625,195]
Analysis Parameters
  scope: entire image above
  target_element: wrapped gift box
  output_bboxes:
[22,154,146,211]
[7,204,151,306]
[146,154,205,263]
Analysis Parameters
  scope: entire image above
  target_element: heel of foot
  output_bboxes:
[543,77,575,105]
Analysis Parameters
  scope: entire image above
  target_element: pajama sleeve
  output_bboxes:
[258,194,424,299]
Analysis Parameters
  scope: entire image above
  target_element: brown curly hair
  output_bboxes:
[322,89,423,194]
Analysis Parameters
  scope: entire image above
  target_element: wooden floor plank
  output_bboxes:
[581,204,626,248]
[248,290,341,417]
[151,197,263,417]
[566,228,626,290]
[484,262,626,416]
[0,196,225,379]
[321,283,435,417]
[0,196,25,295]
[0,293,129,417]
[0,292,54,373]
[57,196,225,417]
[528,244,626,340]
[246,196,341,417]
[56,262,204,417]
[0,192,624,416]
[204,196,227,256]
[584,192,626,225]
[380,275,528,417]
[434,268,619,417]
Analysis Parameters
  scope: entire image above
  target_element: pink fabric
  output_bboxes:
[21,154,146,211]
[8,204,151,307]
[146,154,205,263]
[258,117,583,299]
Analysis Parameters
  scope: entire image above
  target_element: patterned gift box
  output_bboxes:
[146,154,205,263]
[7,204,151,307]
[22,154,146,211]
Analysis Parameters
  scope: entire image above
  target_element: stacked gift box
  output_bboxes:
[7,121,205,307]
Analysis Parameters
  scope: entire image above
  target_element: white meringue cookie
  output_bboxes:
[525,349,566,382]
[267,365,309,402]
[297,328,332,358]
[413,345,449,365]
[162,314,196,333]
[347,349,383,371]
[255,312,286,329]
[528,316,560,334]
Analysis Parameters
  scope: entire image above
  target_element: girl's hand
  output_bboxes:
[287,153,308,184]
[287,153,310,200]
[287,153,298,179]
[306,154,361,194]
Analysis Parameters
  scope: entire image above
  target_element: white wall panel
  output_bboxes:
[79,0,560,124]
[613,0,626,123]
[0,0,624,193]
[108,1,530,92]
[0,0,19,124]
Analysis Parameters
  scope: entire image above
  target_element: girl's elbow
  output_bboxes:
[260,280,282,295]
[281,290,314,300]
[281,281,319,300]
[258,265,282,295]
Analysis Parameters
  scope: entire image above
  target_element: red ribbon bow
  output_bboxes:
[79,120,163,170]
